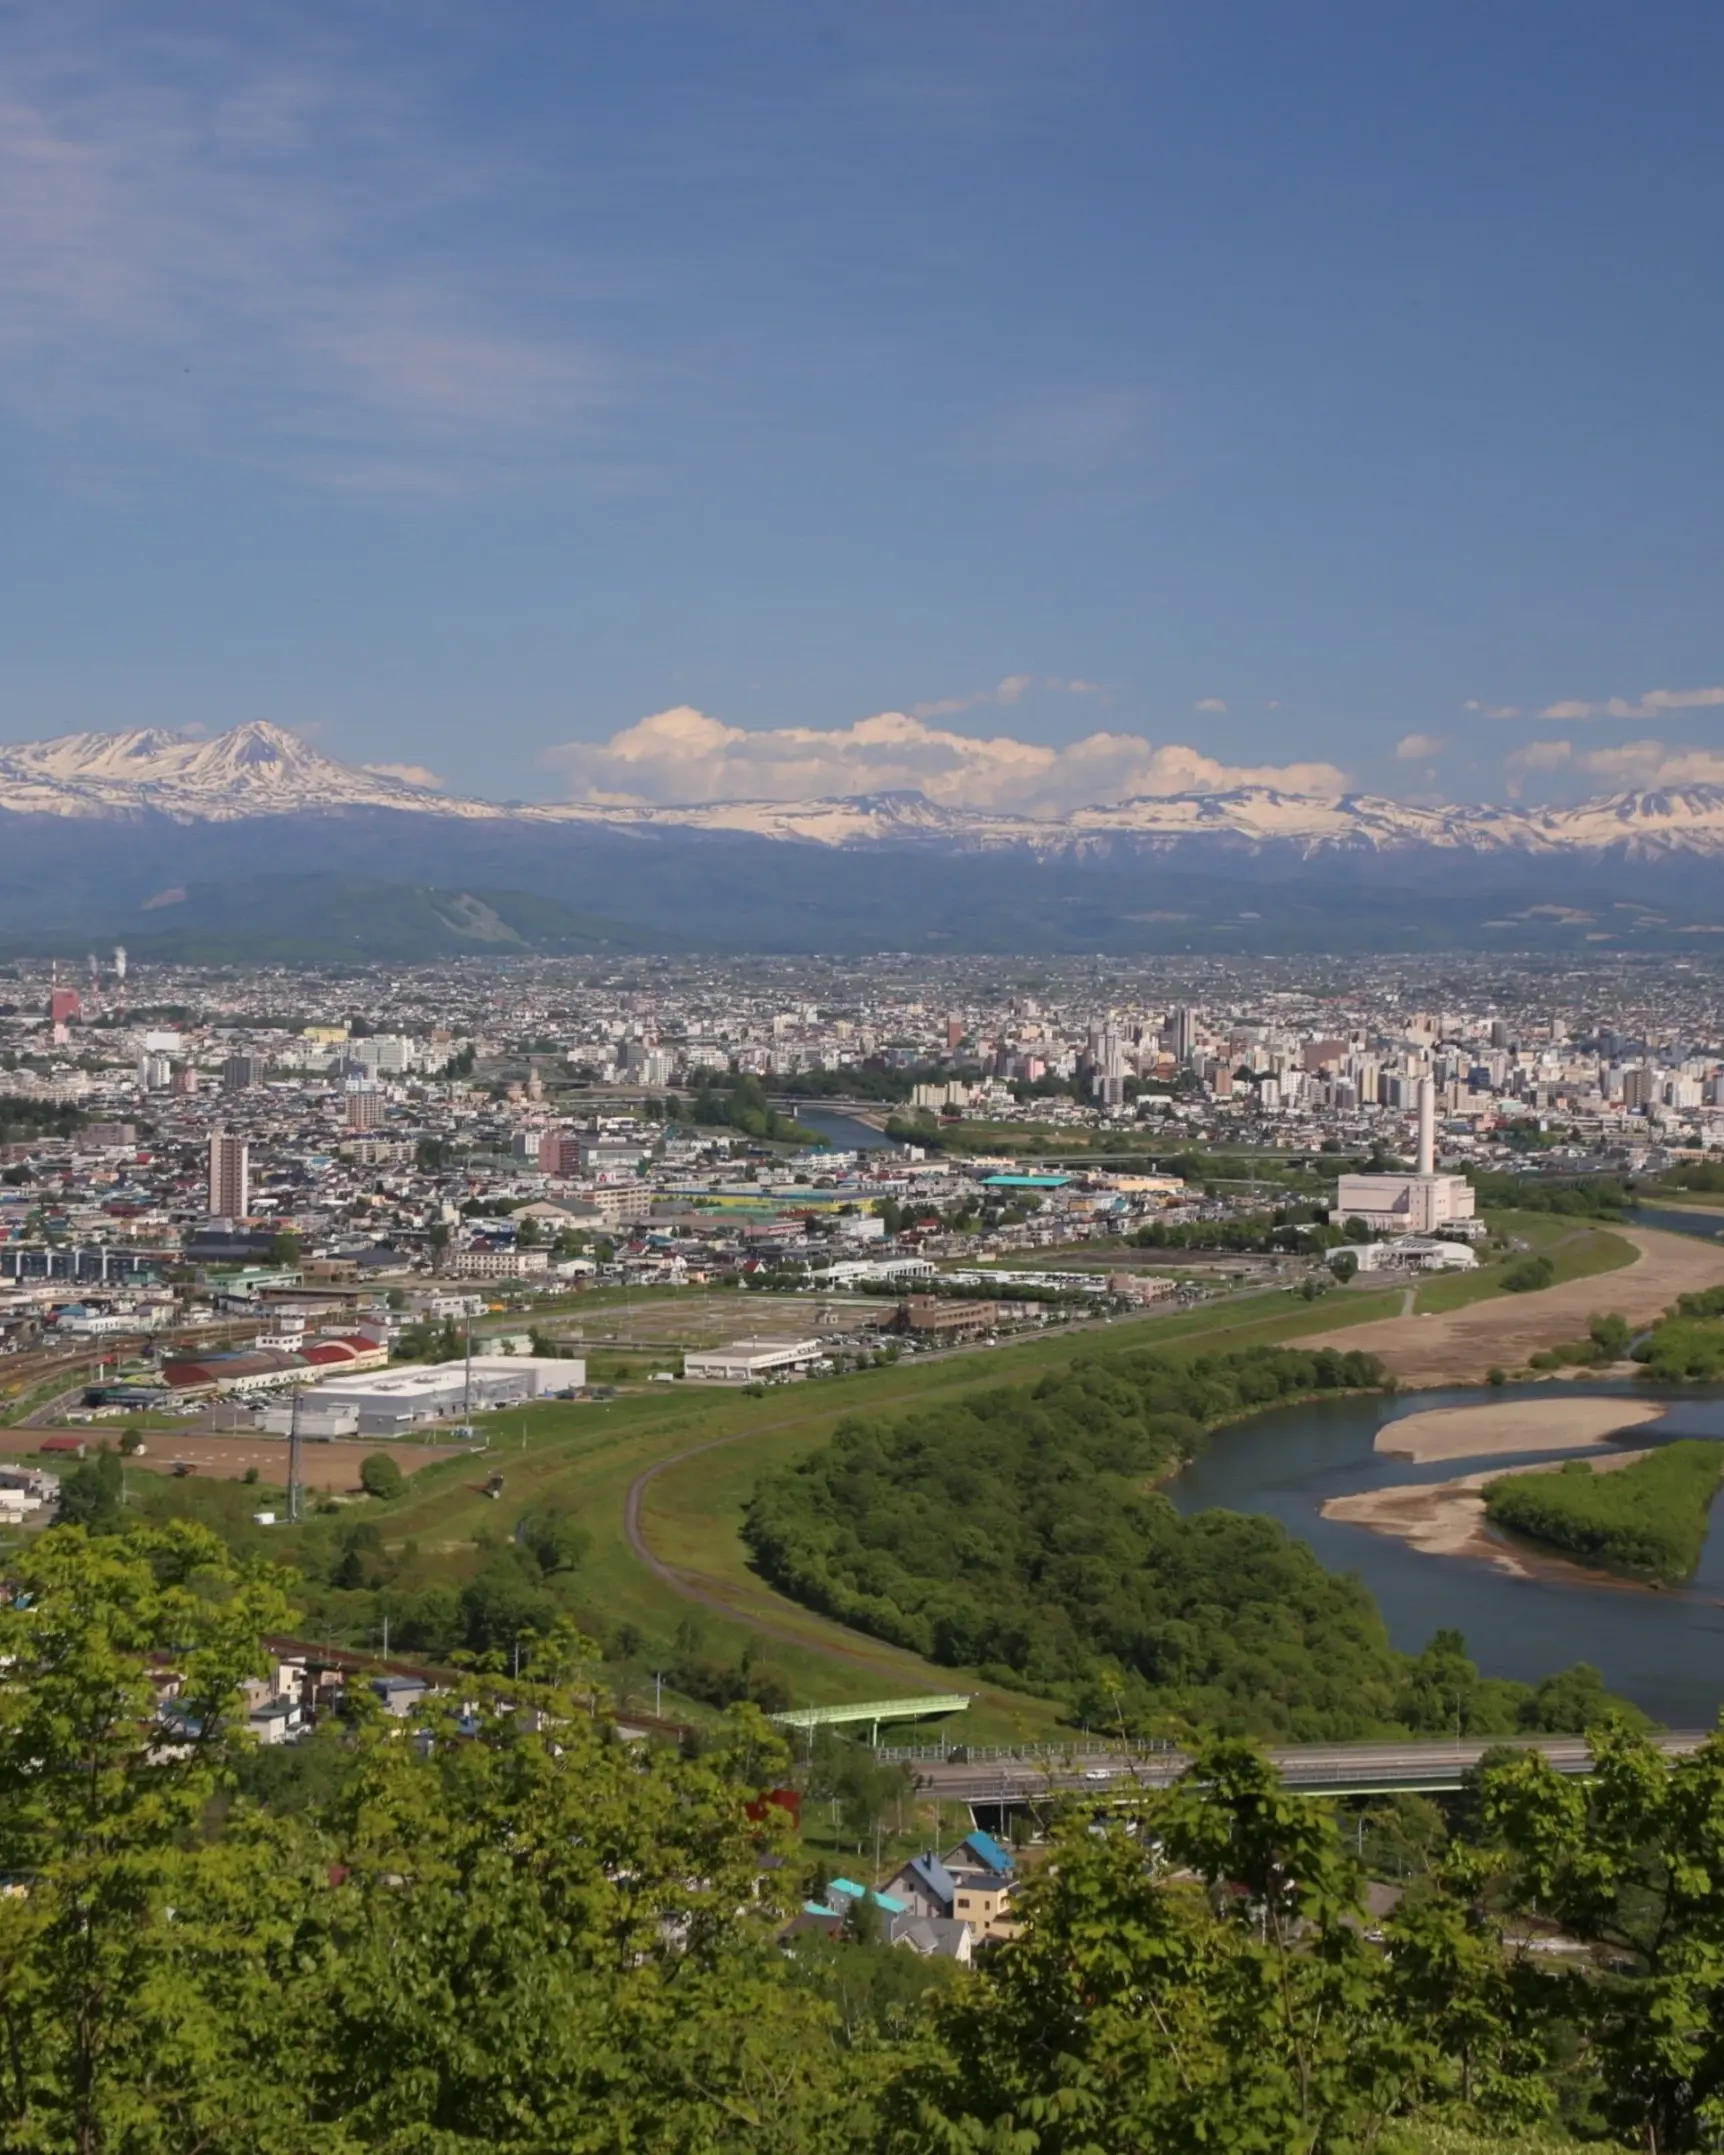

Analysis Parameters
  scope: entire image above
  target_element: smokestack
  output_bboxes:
[1417,1073,1435,1177]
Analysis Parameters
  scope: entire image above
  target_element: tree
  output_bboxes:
[1475,1724,1724,2150]
[359,1451,404,1501]
[516,1214,542,1248]
[517,1500,590,1576]
[1330,1248,1359,1282]
[0,1524,305,2154]
[55,1441,124,1531]
[458,1557,558,1659]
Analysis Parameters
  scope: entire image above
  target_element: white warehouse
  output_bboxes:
[682,1338,825,1383]
[258,1355,584,1437]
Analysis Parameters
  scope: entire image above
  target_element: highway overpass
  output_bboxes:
[915,1731,1711,1822]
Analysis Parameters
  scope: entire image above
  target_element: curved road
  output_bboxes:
[620,1304,1226,1672]
[622,1420,904,1673]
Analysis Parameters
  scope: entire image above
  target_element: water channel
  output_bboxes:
[1167,1203,1724,1726]
[785,1104,896,1152]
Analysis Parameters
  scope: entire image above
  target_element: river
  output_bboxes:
[786,1104,897,1152]
[1168,1382,1724,1724]
[1166,1202,1724,1725]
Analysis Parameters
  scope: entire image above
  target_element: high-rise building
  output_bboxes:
[345,1085,384,1130]
[208,1132,249,1219]
[223,1054,265,1093]
[49,987,81,1028]
[1171,1006,1196,1064]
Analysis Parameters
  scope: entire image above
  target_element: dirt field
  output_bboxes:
[1307,1225,1724,1386]
[0,1428,463,1490]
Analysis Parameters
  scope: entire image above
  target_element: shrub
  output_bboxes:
[359,1452,405,1500]
[1501,1255,1555,1293]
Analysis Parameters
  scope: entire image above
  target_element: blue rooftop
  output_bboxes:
[962,1830,1014,1875]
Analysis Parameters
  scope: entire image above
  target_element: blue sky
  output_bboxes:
[0,0,1719,810]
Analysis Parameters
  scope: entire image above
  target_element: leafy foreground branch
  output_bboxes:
[3,1523,1723,2151]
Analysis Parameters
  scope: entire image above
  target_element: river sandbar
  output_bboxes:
[1326,1449,1654,1579]
[1376,1396,1665,1463]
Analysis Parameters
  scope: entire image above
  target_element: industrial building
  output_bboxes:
[1332,1074,1480,1238]
[256,1354,583,1436]
[682,1337,825,1383]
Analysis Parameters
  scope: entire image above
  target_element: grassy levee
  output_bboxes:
[1485,1439,1724,1583]
[1414,1211,1635,1315]
[373,1282,1402,1739]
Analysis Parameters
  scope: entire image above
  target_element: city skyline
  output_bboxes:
[0,3,1718,810]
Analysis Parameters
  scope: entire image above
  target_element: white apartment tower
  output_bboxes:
[208,1132,250,1220]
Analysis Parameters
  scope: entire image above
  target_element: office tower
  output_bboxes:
[208,1132,249,1219]
[1172,1005,1196,1064]
[49,987,81,1027]
[223,1054,264,1093]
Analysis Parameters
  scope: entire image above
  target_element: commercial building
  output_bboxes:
[448,1246,550,1279]
[682,1337,825,1382]
[208,1132,250,1219]
[263,1354,582,1435]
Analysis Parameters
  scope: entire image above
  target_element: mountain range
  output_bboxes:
[4,721,1724,959]
[8,719,1724,859]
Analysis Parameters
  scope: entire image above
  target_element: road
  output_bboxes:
[917,1731,1712,1804]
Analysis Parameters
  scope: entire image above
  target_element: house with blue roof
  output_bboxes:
[944,1829,1014,1877]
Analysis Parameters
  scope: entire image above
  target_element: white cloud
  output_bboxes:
[543,706,1347,814]
[1194,698,1227,714]
[1539,687,1724,722]
[910,675,1101,719]
[1464,700,1522,719]
[1504,739,1573,795]
[364,761,444,791]
[1395,733,1446,761]
[1575,739,1724,787]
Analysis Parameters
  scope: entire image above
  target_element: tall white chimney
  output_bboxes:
[1417,1073,1435,1177]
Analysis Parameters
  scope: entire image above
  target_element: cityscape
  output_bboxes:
[3,3,1722,2147]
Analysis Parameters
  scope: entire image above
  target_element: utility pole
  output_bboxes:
[463,1317,472,1429]
[287,1388,304,1524]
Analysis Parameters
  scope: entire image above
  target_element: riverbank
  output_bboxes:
[1306,1224,1724,1386]
[1377,1396,1666,1463]
[1325,1447,1656,1580]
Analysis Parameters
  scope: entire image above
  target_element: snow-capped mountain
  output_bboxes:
[0,722,497,822]
[5,720,1724,862]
